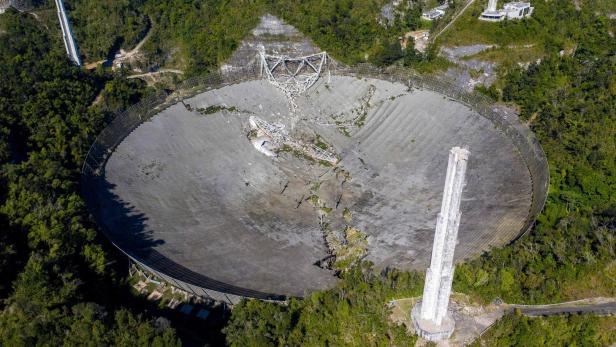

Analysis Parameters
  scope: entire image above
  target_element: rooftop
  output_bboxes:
[504,1,532,8]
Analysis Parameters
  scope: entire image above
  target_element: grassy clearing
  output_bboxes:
[461,45,544,66]
[436,0,542,47]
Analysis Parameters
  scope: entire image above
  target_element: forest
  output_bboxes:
[48,0,427,74]
[0,10,179,345]
[453,4,615,304]
[471,313,616,346]
[0,0,614,345]
[224,264,423,346]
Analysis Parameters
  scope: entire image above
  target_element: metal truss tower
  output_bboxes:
[259,50,327,98]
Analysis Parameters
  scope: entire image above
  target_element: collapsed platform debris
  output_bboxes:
[248,115,339,165]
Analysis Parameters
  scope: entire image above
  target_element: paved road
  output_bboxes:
[127,69,184,79]
[514,302,616,317]
[432,0,476,41]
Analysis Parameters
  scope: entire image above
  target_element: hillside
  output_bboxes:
[0,1,614,346]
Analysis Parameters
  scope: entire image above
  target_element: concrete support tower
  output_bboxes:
[54,0,81,66]
[412,146,469,341]
[487,0,498,12]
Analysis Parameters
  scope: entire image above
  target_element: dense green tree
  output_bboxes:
[454,6,615,304]
[372,41,404,66]
[225,263,422,346]
[67,0,149,62]
[0,10,179,345]
[472,313,616,346]
[403,40,424,66]
[141,0,263,75]
[265,0,402,65]
[98,77,153,113]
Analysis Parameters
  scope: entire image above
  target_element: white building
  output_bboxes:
[422,3,448,21]
[479,0,533,21]
[422,9,445,20]
[503,2,534,19]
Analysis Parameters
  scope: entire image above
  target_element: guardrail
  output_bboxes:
[81,62,549,304]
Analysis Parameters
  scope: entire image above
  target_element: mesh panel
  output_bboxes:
[81,63,549,302]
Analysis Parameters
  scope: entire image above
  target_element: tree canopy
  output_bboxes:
[0,10,179,345]
[1,0,614,345]
[224,263,422,347]
[454,6,615,304]
[472,313,616,347]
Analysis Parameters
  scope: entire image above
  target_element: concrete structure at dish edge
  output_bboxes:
[0,0,27,13]
[412,147,470,341]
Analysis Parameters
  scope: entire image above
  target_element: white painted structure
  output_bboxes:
[479,0,533,21]
[421,9,445,20]
[248,116,339,164]
[479,0,505,21]
[251,137,277,157]
[421,146,469,323]
[503,2,534,19]
[412,146,469,341]
[487,0,498,11]
[422,3,448,20]
[54,0,81,65]
[0,1,9,14]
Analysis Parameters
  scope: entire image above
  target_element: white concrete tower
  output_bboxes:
[54,0,81,66]
[412,146,469,341]
[487,0,498,12]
